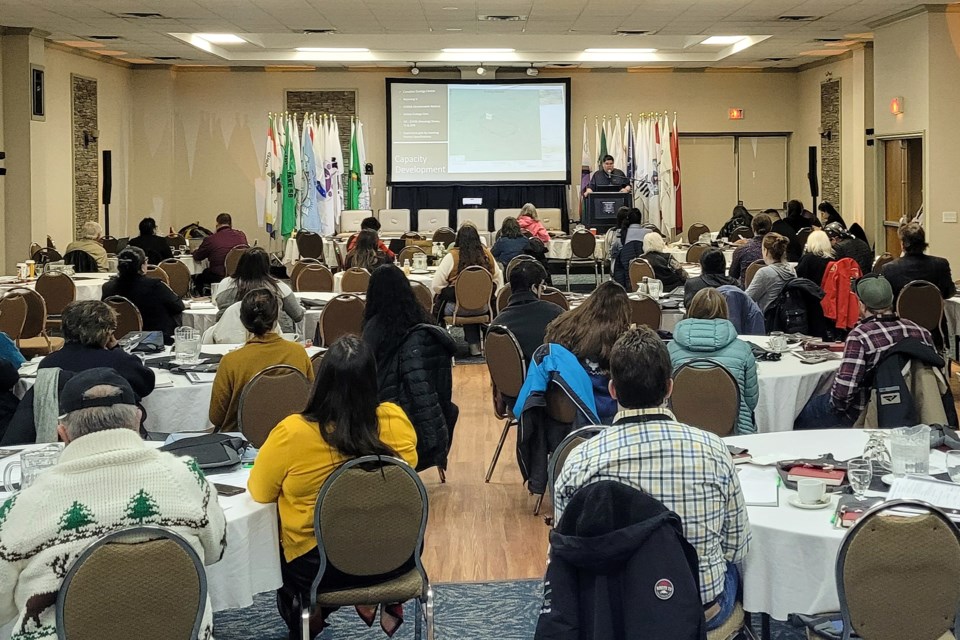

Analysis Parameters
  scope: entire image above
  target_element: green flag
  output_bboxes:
[280,118,297,238]
[348,121,361,210]
[598,126,608,168]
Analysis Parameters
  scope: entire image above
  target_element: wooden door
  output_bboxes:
[883,139,904,256]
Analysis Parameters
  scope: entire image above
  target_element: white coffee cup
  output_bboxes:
[796,478,827,504]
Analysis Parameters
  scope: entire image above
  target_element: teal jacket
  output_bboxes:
[667,318,759,434]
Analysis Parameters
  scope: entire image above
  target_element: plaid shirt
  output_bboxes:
[830,314,935,418]
[553,408,751,603]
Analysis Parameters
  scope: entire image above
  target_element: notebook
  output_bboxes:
[737,465,779,507]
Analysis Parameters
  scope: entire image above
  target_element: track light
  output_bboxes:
[410,63,419,75]
[476,65,486,75]
[526,64,538,76]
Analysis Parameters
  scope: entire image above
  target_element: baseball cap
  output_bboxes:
[824,222,848,239]
[854,274,894,310]
[59,368,137,417]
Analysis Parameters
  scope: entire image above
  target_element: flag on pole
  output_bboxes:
[598,118,608,167]
[300,116,321,232]
[348,118,362,210]
[280,116,298,238]
[594,117,601,169]
[625,116,636,184]
[658,114,675,238]
[357,120,371,210]
[580,117,591,198]
[330,116,344,223]
[671,113,683,233]
[611,114,625,174]
[263,115,280,237]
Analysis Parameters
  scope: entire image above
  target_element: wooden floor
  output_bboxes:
[419,363,550,584]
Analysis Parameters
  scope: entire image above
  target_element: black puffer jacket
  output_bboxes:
[376,324,459,471]
[834,238,874,277]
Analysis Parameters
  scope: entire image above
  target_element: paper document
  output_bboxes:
[185,371,217,384]
[153,371,175,388]
[738,465,779,506]
[887,475,960,511]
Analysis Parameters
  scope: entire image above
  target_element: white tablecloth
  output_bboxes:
[666,247,736,266]
[945,296,960,359]
[547,237,607,260]
[0,273,116,302]
[0,446,281,626]
[177,254,206,275]
[181,293,328,344]
[333,269,433,293]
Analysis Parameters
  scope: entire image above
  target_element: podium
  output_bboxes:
[582,192,633,232]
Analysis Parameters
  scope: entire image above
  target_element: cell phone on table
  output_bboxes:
[214,483,245,497]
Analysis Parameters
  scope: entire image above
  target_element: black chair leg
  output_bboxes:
[533,492,544,516]
[484,420,512,483]
[437,467,446,483]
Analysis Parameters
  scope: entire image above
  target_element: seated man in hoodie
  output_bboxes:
[554,326,750,632]
[683,248,740,308]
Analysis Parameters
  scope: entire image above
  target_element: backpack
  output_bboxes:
[764,277,825,335]
[63,250,99,273]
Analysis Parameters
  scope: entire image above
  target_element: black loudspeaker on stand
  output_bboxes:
[807,146,819,213]
[102,150,112,237]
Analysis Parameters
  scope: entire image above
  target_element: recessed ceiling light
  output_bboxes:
[97,50,129,56]
[442,6,458,9]
[442,48,514,53]
[87,35,120,40]
[196,33,246,44]
[296,47,370,52]
[701,36,744,45]
[584,48,657,53]
[446,28,463,32]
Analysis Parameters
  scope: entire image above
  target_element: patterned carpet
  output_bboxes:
[213,580,807,639]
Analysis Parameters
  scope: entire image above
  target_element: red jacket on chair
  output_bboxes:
[820,257,862,331]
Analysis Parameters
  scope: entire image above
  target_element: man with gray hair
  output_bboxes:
[0,368,226,639]
[64,221,109,272]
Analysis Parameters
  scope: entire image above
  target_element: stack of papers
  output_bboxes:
[153,370,175,388]
[737,466,780,507]
[888,475,960,510]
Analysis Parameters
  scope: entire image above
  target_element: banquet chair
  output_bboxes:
[35,271,76,331]
[546,426,606,519]
[417,209,449,235]
[493,209,523,231]
[338,210,373,236]
[628,258,656,292]
[564,230,600,292]
[56,525,206,640]
[297,456,434,640]
[796,227,813,252]
[310,351,325,378]
[896,280,945,350]
[483,326,526,483]
[873,252,894,274]
[431,227,456,247]
[318,294,365,347]
[670,359,740,437]
[495,285,513,315]
[685,244,709,264]
[410,281,434,315]
[0,292,28,342]
[158,259,192,298]
[378,209,411,234]
[533,384,580,516]
[443,266,494,346]
[8,287,64,357]
[144,265,170,285]
[295,263,334,293]
[629,296,662,330]
[289,258,321,290]
[340,267,371,293]
[332,242,346,272]
[296,231,326,262]
[99,235,119,254]
[540,287,570,310]
[29,242,42,260]
[687,223,710,245]
[224,245,250,278]
[829,500,960,640]
[165,233,187,249]
[743,260,766,288]
[456,208,490,232]
[539,209,563,232]
[105,295,143,340]
[237,364,311,447]
[505,255,536,281]
[729,226,753,242]
[398,245,426,266]
[31,247,62,266]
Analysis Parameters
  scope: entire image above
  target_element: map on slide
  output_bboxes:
[448,88,542,161]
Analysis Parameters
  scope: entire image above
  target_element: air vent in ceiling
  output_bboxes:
[813,38,843,42]
[547,63,577,68]
[87,35,120,40]
[616,29,652,35]
[778,15,820,22]
[479,15,526,21]
[152,56,182,60]
[302,28,336,34]
[764,57,789,62]
[117,12,167,19]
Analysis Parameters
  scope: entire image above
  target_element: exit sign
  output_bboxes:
[728,108,744,120]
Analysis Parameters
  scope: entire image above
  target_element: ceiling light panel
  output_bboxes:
[701,36,745,45]
[196,33,247,44]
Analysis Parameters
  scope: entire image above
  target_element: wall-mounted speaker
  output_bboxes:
[102,150,112,206]
[807,146,819,199]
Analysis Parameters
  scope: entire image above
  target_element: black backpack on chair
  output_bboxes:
[764,277,825,336]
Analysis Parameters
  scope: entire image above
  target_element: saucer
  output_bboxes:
[410,269,430,275]
[787,495,832,510]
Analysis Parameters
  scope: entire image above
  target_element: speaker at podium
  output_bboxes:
[582,192,632,232]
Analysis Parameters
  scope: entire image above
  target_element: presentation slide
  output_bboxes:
[387,79,570,184]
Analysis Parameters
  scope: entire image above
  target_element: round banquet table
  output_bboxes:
[0,273,116,302]
[666,246,736,266]
[0,445,280,631]
[722,428,949,620]
[177,254,206,275]
[181,292,330,343]
[547,236,607,260]
[333,268,433,293]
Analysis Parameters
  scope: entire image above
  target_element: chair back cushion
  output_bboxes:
[874,253,894,274]
[0,293,28,340]
[319,294,365,346]
[144,265,169,285]
[628,259,656,291]
[431,227,456,246]
[687,223,710,245]
[484,326,525,398]
[8,287,49,339]
[105,295,143,338]
[397,246,426,266]
[547,426,606,499]
[417,209,449,234]
[493,209,523,231]
[454,266,494,312]
[32,247,63,264]
[685,244,708,264]
[540,287,570,310]
[165,234,187,249]
[744,260,766,288]
[295,264,334,293]
[495,285,512,315]
[35,272,77,316]
[238,365,311,447]
[456,208,490,232]
[158,259,191,298]
[341,268,371,293]
[339,210,373,234]
[409,282,433,315]
[378,209,411,234]
[629,296,662,330]
[671,359,740,437]
[570,231,597,259]
[545,383,578,424]
[224,246,250,278]
[896,280,944,335]
[296,232,325,260]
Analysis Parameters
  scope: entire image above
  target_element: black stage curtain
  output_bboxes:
[390,184,569,233]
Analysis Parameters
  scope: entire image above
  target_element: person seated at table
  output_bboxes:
[0,368,226,640]
[669,289,758,435]
[215,247,304,334]
[744,233,795,313]
[729,213,772,283]
[346,216,395,259]
[127,216,174,265]
[609,207,649,273]
[517,203,550,244]
[0,359,20,441]
[604,206,631,272]
[248,335,418,637]
[192,212,248,293]
[431,223,503,357]
[794,274,936,430]
[881,222,956,300]
[554,326,750,632]
[640,231,688,292]
[825,222,874,277]
[491,217,531,269]
[493,261,565,366]
[770,200,805,262]
[102,246,185,345]
[344,229,392,272]
[683,247,740,308]
[209,289,313,433]
[718,203,753,240]
[544,281,630,422]
[362,265,458,474]
[796,229,835,288]
[64,221,109,272]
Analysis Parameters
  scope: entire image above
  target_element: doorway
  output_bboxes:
[881,137,923,255]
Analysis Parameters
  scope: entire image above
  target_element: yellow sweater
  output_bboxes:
[208,333,315,432]
[247,403,418,561]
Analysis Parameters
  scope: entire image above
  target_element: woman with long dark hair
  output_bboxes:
[817,202,846,228]
[491,217,530,269]
[345,228,391,271]
[545,280,630,421]
[431,223,503,355]
[215,246,304,333]
[363,265,458,472]
[248,335,418,635]
[102,246,184,344]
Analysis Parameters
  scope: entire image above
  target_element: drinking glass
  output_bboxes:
[862,431,892,473]
[847,458,873,500]
[890,424,931,476]
[646,279,663,300]
[174,326,202,364]
[947,451,960,484]
[768,331,787,352]
[3,447,61,492]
